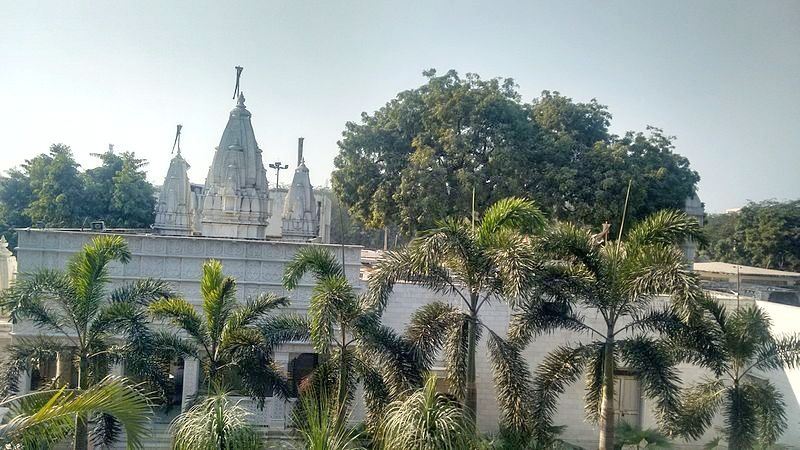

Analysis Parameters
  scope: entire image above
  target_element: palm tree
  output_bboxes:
[365,197,546,426]
[170,385,263,450]
[149,259,307,404]
[378,374,474,450]
[510,211,705,450]
[0,375,151,449]
[0,235,180,450]
[671,300,800,449]
[293,385,365,450]
[283,247,422,431]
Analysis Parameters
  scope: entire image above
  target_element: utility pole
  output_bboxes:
[269,162,289,188]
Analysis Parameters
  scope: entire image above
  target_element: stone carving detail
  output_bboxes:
[154,149,195,237]
[200,93,271,239]
[281,138,319,241]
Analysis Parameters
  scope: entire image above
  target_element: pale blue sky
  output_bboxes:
[1,0,798,212]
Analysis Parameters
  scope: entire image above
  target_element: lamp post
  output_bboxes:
[269,162,289,188]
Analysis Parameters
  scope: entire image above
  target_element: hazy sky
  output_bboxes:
[1,1,798,213]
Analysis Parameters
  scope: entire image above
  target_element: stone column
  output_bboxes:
[17,370,30,395]
[274,352,291,429]
[55,351,65,384]
[181,357,200,411]
[110,362,124,377]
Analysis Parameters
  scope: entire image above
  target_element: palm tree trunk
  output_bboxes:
[335,326,348,428]
[598,335,615,450]
[74,355,89,450]
[465,292,479,429]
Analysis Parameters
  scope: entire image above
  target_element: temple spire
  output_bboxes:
[282,137,318,241]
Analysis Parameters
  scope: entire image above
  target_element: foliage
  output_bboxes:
[377,374,474,450]
[700,200,800,272]
[0,376,151,450]
[0,235,179,449]
[614,422,672,449]
[511,210,705,450]
[0,144,157,249]
[170,386,263,450]
[293,386,365,450]
[149,259,305,405]
[367,197,546,431]
[670,301,800,450]
[332,69,699,236]
[283,247,422,433]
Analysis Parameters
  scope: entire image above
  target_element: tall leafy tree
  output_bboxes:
[24,144,85,227]
[333,70,699,236]
[109,152,156,228]
[0,235,180,450]
[510,211,705,450]
[149,259,306,405]
[701,199,800,272]
[0,168,34,249]
[0,376,151,450]
[366,197,546,428]
[671,301,800,449]
[283,246,422,432]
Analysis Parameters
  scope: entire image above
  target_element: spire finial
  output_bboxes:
[108,143,114,153]
[297,137,305,166]
[237,91,246,108]
[172,124,183,155]
[232,66,244,100]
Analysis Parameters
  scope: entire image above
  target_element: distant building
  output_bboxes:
[695,261,800,305]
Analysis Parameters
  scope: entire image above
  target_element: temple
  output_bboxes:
[199,92,271,239]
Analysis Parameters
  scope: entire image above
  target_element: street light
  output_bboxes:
[269,162,289,188]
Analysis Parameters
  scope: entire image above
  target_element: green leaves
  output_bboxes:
[170,389,263,450]
[378,374,474,450]
[0,376,152,450]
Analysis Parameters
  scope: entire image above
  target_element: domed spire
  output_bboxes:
[200,66,270,239]
[155,126,194,236]
[282,137,319,241]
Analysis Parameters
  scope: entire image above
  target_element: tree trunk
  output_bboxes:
[74,355,89,450]
[464,292,479,429]
[598,335,615,450]
[335,327,349,428]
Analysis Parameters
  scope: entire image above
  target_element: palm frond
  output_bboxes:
[725,384,758,450]
[0,375,151,450]
[617,337,681,427]
[404,301,463,370]
[0,337,65,397]
[149,297,208,350]
[625,210,705,249]
[477,196,546,242]
[0,269,74,334]
[487,330,533,433]
[222,293,290,344]
[199,260,238,345]
[509,300,591,346]
[109,278,176,306]
[364,246,455,313]
[258,313,311,351]
[378,374,474,450]
[283,246,345,290]
[170,389,263,450]
[744,379,787,448]
[531,344,592,440]
[670,378,725,440]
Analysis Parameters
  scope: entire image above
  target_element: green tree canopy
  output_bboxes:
[701,199,800,271]
[332,69,699,235]
[0,145,158,249]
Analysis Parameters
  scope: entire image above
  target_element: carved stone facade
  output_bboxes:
[154,151,194,236]
[199,93,271,239]
[281,138,319,241]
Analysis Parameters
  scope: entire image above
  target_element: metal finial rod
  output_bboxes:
[297,137,305,166]
[232,66,244,100]
[172,124,183,155]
